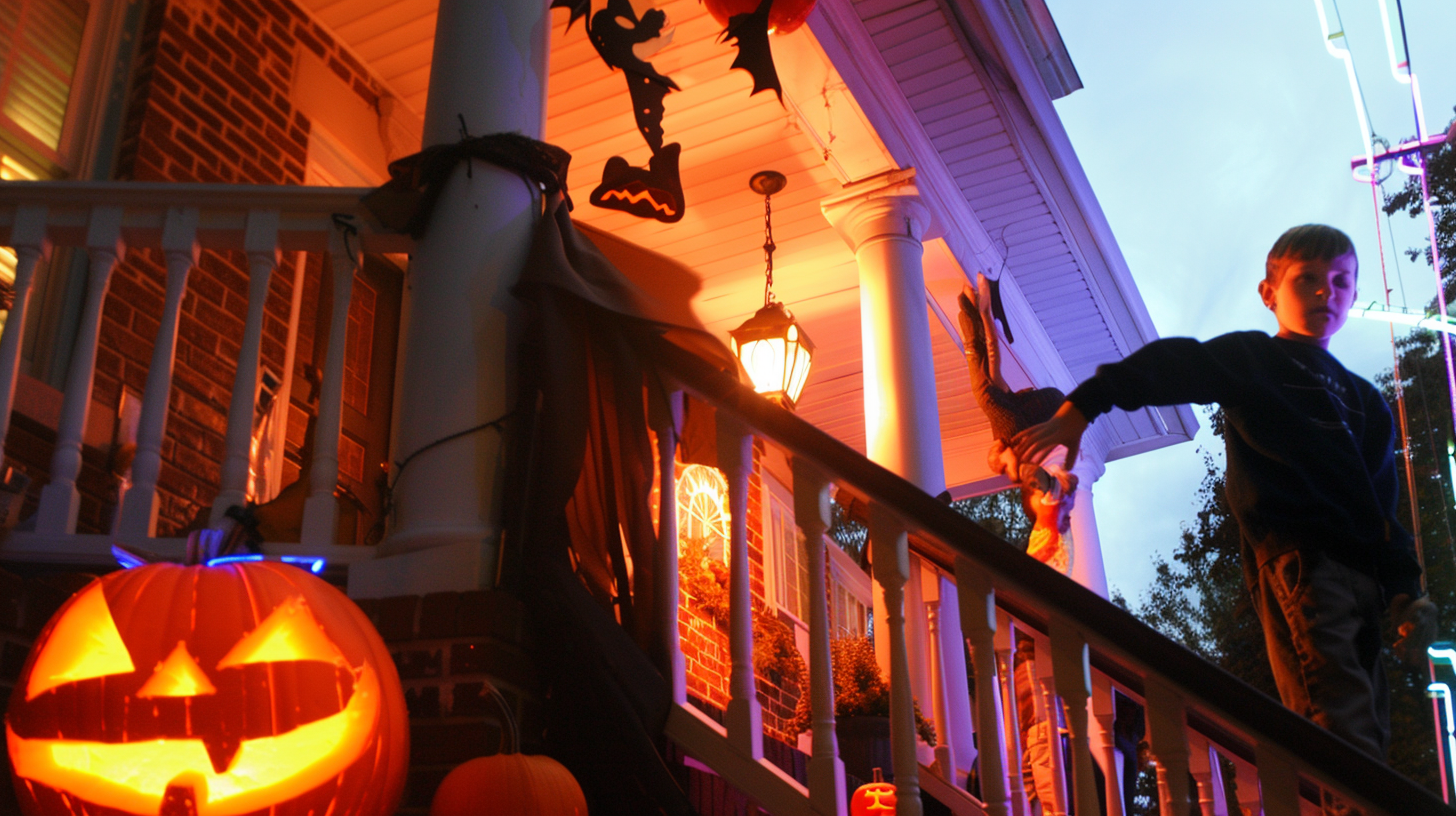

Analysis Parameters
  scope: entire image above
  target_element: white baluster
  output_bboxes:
[1092,672,1126,816]
[650,388,686,704]
[1030,631,1070,816]
[954,557,1011,816]
[1189,733,1229,816]
[1049,617,1099,816]
[868,504,921,816]
[1253,743,1298,816]
[926,599,956,780]
[792,460,846,816]
[1232,754,1262,816]
[717,411,761,759]
[36,206,124,534]
[211,210,279,522]
[117,207,198,539]
[1145,677,1193,816]
[997,618,1029,816]
[300,226,358,546]
[0,205,49,453]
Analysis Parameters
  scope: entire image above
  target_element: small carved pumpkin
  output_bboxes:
[703,0,818,34]
[6,561,408,816]
[851,768,897,815]
[431,753,586,815]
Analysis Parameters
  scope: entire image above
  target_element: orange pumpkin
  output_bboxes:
[6,561,408,816]
[851,768,897,815]
[703,0,818,34]
[431,753,587,815]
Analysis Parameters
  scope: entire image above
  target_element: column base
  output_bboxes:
[34,482,78,535]
[347,537,498,599]
[115,487,158,541]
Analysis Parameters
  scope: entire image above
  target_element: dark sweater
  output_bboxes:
[1067,331,1422,602]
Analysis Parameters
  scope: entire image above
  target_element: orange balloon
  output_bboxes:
[702,0,818,34]
[431,754,588,816]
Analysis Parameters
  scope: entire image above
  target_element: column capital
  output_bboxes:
[821,168,934,252]
[1071,452,1105,487]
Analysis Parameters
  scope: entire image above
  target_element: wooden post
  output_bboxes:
[0,205,49,454]
[955,556,1011,816]
[997,614,1028,816]
[1092,671,1126,816]
[36,206,124,534]
[1145,677,1193,816]
[717,411,761,759]
[1049,616,1099,816]
[650,389,686,704]
[1253,742,1299,816]
[869,503,921,816]
[117,207,198,539]
[926,599,956,779]
[1188,733,1228,816]
[792,458,846,816]
[212,210,279,522]
[300,227,358,546]
[1030,631,1069,816]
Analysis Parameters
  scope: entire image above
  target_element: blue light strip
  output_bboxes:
[204,553,326,574]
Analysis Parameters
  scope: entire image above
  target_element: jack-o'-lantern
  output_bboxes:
[851,768,896,816]
[703,0,818,34]
[6,560,408,816]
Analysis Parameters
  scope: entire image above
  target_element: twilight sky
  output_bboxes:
[1041,0,1456,603]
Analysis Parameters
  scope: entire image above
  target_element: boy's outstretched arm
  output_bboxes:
[1011,401,1089,473]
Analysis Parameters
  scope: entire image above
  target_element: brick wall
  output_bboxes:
[352,590,542,815]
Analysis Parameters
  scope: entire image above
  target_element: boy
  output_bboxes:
[1012,224,1436,760]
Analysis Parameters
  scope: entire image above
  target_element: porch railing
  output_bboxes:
[646,334,1448,816]
[0,181,409,566]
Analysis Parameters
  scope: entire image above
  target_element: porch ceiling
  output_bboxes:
[295,0,1193,497]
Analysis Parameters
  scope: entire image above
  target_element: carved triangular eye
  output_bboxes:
[137,642,216,698]
[217,596,346,668]
[26,582,136,700]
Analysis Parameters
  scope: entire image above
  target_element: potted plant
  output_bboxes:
[790,636,935,783]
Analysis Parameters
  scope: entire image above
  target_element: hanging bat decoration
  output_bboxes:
[590,143,685,223]
[720,0,783,103]
[553,0,687,223]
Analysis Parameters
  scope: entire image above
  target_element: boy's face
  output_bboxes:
[1257,252,1357,348]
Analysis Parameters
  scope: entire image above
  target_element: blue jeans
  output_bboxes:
[1251,548,1389,760]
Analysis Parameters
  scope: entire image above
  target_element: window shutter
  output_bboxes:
[0,0,88,159]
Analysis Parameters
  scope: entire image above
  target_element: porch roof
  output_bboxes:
[293,0,1198,497]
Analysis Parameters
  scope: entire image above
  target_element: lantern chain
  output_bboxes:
[763,189,776,306]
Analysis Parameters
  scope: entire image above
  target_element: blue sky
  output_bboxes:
[1042,0,1456,603]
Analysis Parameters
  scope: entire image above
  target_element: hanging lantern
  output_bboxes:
[730,170,815,409]
[703,0,818,34]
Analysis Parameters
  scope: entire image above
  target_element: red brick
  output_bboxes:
[0,570,24,631]
[292,25,326,59]
[417,592,459,639]
[404,685,440,719]
[393,647,442,680]
[373,595,418,642]
[408,721,501,767]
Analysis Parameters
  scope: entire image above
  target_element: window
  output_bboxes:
[0,0,88,175]
[827,540,872,639]
[677,463,730,562]
[765,474,809,621]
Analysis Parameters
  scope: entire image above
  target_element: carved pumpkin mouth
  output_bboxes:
[7,663,382,816]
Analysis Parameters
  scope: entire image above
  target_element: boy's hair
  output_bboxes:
[1265,224,1356,283]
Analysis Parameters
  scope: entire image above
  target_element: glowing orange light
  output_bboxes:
[137,642,216,698]
[26,583,135,700]
[217,596,346,669]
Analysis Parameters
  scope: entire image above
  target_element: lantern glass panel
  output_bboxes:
[739,336,790,397]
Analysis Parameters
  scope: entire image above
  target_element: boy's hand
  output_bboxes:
[1389,594,1438,667]
[1011,401,1089,473]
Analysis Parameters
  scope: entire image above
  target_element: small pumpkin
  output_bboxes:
[6,559,408,816]
[430,682,586,815]
[703,0,818,34]
[851,768,897,816]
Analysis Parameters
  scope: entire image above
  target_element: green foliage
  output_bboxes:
[789,636,937,744]
[1382,109,1456,274]
[952,489,1033,550]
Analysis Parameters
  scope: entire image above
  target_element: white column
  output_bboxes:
[996,615,1029,816]
[382,0,549,562]
[1049,616,1099,816]
[211,210,279,523]
[1145,677,1194,816]
[934,574,977,784]
[300,230,358,546]
[650,389,686,704]
[792,458,847,816]
[0,206,50,454]
[1092,672,1126,816]
[869,503,922,816]
[926,600,956,779]
[1188,734,1229,816]
[717,411,762,760]
[118,207,198,539]
[1068,454,1108,598]
[36,206,124,534]
[822,170,945,496]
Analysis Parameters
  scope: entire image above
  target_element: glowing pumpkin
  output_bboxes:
[6,561,408,816]
[851,768,897,815]
[703,0,818,34]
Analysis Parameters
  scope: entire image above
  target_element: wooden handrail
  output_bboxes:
[644,332,1450,815]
